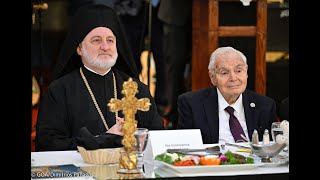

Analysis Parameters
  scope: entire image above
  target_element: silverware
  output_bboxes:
[166,145,220,155]
[240,134,250,143]
[239,134,254,155]
[175,151,221,156]
[225,143,251,149]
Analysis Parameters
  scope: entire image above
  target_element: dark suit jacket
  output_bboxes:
[279,97,289,121]
[177,87,278,144]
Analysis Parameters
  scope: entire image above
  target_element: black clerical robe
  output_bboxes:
[35,67,163,151]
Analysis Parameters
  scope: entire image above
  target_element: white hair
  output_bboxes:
[208,46,247,73]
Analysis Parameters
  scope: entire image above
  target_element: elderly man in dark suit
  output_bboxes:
[177,47,278,144]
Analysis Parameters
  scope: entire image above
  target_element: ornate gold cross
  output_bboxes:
[108,78,151,151]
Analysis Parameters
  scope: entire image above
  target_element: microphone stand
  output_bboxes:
[146,0,152,88]
[32,1,48,99]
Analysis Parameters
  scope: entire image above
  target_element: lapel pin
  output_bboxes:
[250,103,255,107]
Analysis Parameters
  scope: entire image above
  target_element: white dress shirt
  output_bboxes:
[217,88,249,144]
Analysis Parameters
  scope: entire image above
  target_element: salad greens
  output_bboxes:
[222,150,254,165]
[155,150,254,165]
[155,153,182,164]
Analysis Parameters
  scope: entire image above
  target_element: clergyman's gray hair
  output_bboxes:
[208,47,247,73]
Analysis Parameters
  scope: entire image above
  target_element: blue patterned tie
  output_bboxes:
[225,106,246,142]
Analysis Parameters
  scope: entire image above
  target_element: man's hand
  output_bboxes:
[107,117,124,136]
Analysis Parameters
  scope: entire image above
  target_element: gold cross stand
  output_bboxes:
[108,78,151,174]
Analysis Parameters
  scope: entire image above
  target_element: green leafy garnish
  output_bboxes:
[245,156,254,164]
[155,153,181,164]
[221,150,254,165]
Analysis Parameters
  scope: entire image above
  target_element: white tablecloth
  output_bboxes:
[31,143,289,179]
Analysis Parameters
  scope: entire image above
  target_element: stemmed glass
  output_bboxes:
[134,128,149,173]
[272,121,289,157]
[271,122,283,142]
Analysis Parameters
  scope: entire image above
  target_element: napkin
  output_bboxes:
[75,127,123,150]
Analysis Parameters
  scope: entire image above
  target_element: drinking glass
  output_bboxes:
[134,128,149,173]
[271,122,283,142]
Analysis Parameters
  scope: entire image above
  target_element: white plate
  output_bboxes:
[154,160,264,174]
[262,157,289,167]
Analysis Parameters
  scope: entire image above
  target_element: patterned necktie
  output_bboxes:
[225,106,246,142]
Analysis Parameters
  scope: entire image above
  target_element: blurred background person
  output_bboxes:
[158,0,192,129]
[279,96,289,121]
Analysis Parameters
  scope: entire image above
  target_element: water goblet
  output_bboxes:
[134,128,149,173]
[271,122,283,142]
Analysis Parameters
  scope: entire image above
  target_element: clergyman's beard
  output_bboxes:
[81,48,118,71]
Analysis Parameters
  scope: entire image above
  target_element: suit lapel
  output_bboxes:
[243,90,259,140]
[203,87,220,143]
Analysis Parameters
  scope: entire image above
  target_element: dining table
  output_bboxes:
[31,143,289,180]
